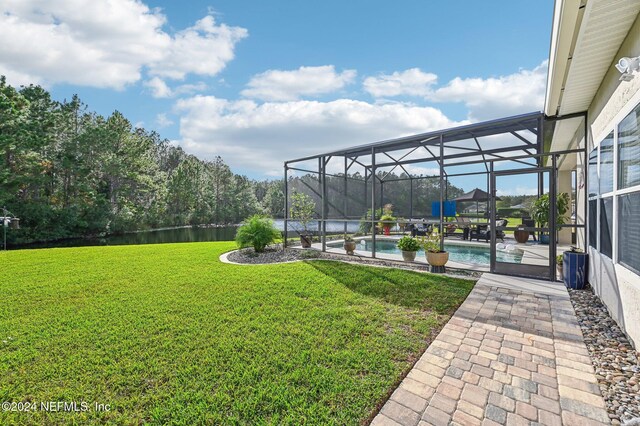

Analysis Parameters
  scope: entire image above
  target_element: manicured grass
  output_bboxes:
[503,216,525,236]
[0,242,474,425]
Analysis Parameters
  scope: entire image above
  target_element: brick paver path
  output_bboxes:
[371,273,610,426]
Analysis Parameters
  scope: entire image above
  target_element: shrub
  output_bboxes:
[397,236,420,251]
[298,249,321,259]
[235,215,281,253]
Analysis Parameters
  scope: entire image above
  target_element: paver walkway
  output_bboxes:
[371,273,610,426]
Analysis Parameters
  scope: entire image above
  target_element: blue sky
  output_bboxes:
[0,0,553,188]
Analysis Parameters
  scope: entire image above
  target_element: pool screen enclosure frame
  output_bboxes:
[283,111,587,281]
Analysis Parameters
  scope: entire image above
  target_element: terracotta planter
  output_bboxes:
[300,235,312,248]
[402,250,417,262]
[426,251,449,267]
[514,229,529,244]
[383,225,391,236]
[343,241,356,255]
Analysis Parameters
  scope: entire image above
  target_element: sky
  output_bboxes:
[0,0,554,190]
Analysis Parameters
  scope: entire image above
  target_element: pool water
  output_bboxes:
[329,239,523,265]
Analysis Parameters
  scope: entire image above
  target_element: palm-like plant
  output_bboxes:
[235,215,281,253]
[530,193,570,231]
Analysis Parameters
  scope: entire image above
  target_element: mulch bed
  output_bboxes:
[226,246,480,279]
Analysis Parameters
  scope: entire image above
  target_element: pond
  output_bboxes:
[11,220,361,250]
[12,226,239,250]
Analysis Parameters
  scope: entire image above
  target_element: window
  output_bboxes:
[619,105,640,189]
[600,132,614,194]
[589,199,597,249]
[599,198,613,258]
[588,148,599,197]
[587,100,640,275]
[618,192,640,274]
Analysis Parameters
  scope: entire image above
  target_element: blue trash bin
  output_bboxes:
[563,251,588,289]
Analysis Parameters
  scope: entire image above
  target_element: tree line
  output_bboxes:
[1,77,472,245]
[0,77,285,244]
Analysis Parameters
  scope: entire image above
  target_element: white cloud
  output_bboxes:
[144,77,208,98]
[241,65,357,101]
[0,1,246,89]
[363,68,437,97]
[170,59,546,177]
[496,186,541,196]
[430,61,548,121]
[174,82,208,96]
[178,63,547,176]
[144,77,173,98]
[156,113,174,128]
[363,62,548,122]
[174,95,461,175]
[147,15,247,80]
[403,165,441,177]
[0,67,39,88]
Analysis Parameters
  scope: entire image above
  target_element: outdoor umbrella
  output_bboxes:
[453,188,502,216]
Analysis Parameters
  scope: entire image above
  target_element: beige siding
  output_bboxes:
[587,13,640,348]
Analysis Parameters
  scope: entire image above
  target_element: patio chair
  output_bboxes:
[456,217,471,240]
[444,223,458,237]
[470,219,508,242]
[521,218,537,242]
[409,223,432,237]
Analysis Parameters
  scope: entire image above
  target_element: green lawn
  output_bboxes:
[0,242,474,425]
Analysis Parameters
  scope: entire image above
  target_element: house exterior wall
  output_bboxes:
[586,13,640,348]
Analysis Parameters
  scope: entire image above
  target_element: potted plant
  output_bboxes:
[290,190,316,248]
[397,235,420,262]
[556,254,563,278]
[343,234,356,255]
[378,203,396,236]
[421,229,449,272]
[530,193,570,244]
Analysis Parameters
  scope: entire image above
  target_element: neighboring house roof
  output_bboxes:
[545,0,640,117]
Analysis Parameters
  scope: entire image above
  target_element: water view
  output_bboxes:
[13,226,238,250]
[12,220,362,250]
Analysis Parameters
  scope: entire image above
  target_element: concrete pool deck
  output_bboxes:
[370,273,610,426]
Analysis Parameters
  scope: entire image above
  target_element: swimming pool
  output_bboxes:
[327,239,523,265]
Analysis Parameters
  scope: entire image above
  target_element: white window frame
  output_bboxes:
[587,143,601,252]
[591,97,640,274]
